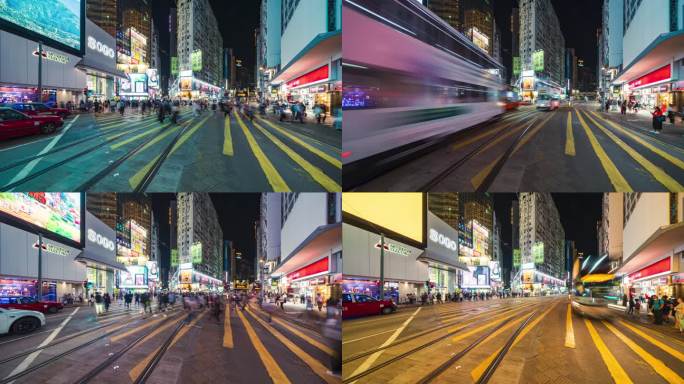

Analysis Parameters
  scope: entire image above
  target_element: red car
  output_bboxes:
[342,293,397,319]
[0,296,64,314]
[0,107,64,140]
[6,102,70,118]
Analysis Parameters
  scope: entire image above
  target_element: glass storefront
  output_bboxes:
[428,266,452,295]
[86,266,113,295]
[0,277,58,301]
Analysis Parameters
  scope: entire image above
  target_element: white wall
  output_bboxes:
[622,0,669,68]
[265,193,281,262]
[623,194,670,260]
[0,223,85,282]
[280,193,328,259]
[0,30,86,90]
[280,1,327,68]
[343,224,428,283]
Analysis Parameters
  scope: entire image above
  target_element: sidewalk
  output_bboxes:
[609,304,684,339]
[253,112,342,149]
[597,105,684,137]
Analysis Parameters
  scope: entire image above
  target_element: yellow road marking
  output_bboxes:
[582,110,684,191]
[590,111,684,169]
[269,315,334,356]
[451,306,528,342]
[246,308,336,384]
[223,114,234,156]
[257,117,340,168]
[602,321,682,384]
[452,112,528,151]
[471,301,558,382]
[223,305,233,349]
[127,116,208,188]
[234,112,290,191]
[128,312,202,381]
[237,309,291,384]
[565,112,576,156]
[617,320,684,361]
[565,303,575,348]
[618,320,684,348]
[111,124,166,149]
[251,120,340,191]
[584,320,633,384]
[575,110,632,191]
[110,314,169,342]
[470,112,554,189]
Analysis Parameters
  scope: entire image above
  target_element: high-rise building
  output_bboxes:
[176,0,224,93]
[518,193,566,292]
[462,0,494,56]
[424,0,461,31]
[118,194,152,255]
[518,0,566,91]
[86,0,118,38]
[86,192,118,230]
[118,0,152,64]
[619,193,684,298]
[427,193,459,230]
[599,193,624,273]
[176,193,223,281]
[565,48,578,93]
[460,193,493,234]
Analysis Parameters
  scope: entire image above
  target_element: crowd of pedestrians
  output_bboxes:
[625,293,684,332]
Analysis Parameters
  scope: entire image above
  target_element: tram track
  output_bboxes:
[342,303,537,384]
[0,113,197,191]
[343,301,536,365]
[418,109,553,192]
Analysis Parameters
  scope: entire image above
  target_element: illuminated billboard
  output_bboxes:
[129,220,147,257]
[342,193,424,244]
[533,242,544,264]
[462,266,490,288]
[120,265,147,288]
[0,192,82,245]
[0,0,84,55]
[472,220,489,258]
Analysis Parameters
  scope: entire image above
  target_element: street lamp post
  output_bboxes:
[37,41,43,103]
[379,233,385,300]
[37,233,43,300]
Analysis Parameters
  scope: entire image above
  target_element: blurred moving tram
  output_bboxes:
[342,0,505,186]
[571,274,622,319]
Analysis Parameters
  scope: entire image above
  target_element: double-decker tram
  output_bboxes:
[342,0,505,186]
[571,274,622,319]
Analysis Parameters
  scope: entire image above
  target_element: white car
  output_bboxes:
[0,307,46,334]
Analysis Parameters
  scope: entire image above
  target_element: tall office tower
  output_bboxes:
[86,0,118,37]
[518,193,565,280]
[424,0,461,31]
[118,194,152,255]
[86,192,118,230]
[427,193,460,230]
[460,193,493,234]
[177,0,224,86]
[519,0,566,86]
[177,193,223,280]
[118,0,152,65]
[462,0,494,55]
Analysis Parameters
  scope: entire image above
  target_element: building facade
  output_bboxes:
[518,0,566,99]
[270,0,342,120]
[518,193,566,294]
[424,0,461,31]
[612,0,684,114]
[273,193,342,303]
[175,0,223,98]
[619,193,684,299]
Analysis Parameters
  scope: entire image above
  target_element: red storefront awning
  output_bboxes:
[286,257,329,281]
[286,65,329,89]
[628,257,671,281]
[618,221,684,276]
[627,64,671,90]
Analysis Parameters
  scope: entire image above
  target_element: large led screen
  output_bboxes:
[342,193,423,243]
[0,192,82,244]
[0,0,84,55]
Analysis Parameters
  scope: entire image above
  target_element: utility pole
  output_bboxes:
[37,41,43,102]
[379,233,385,300]
[37,233,43,300]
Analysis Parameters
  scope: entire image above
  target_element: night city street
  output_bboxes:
[0,192,342,383]
[342,0,684,191]
[0,0,342,192]
[342,192,684,384]
[349,103,684,192]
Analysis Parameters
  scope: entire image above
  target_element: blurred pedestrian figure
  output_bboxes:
[134,293,140,307]
[653,295,664,325]
[104,293,111,312]
[117,99,125,116]
[94,292,103,315]
[674,298,684,333]
[621,100,627,115]
[651,106,664,133]
[316,293,324,311]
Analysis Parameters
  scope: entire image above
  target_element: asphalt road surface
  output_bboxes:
[348,103,684,192]
[342,296,684,384]
[0,108,341,192]
[0,300,341,383]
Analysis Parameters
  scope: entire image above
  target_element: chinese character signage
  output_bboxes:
[191,50,202,71]
[533,50,544,72]
[191,242,202,263]
[513,248,521,267]
[171,249,179,267]
[513,57,521,76]
[533,242,544,264]
[171,57,178,75]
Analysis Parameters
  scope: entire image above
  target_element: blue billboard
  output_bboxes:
[0,0,85,55]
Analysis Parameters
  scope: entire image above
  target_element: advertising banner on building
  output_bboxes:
[191,242,202,264]
[513,248,521,267]
[120,265,147,288]
[425,211,462,268]
[0,0,84,55]
[533,242,544,264]
[84,211,116,263]
[0,192,82,246]
[533,50,544,72]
